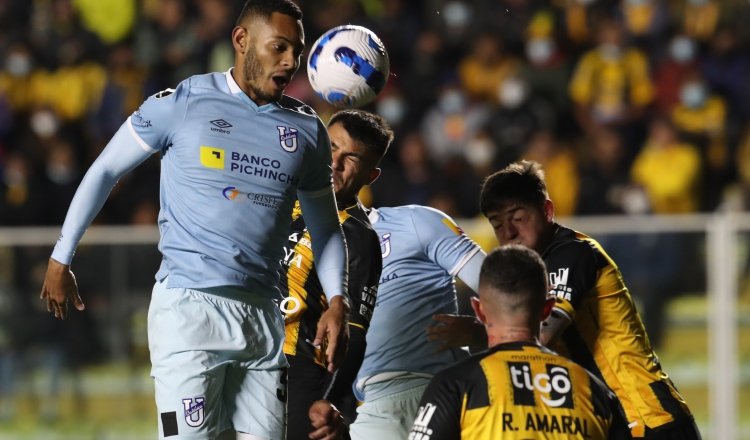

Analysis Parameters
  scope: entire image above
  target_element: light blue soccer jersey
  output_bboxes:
[355,205,481,399]
[130,70,332,297]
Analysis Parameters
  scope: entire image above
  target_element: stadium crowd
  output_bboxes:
[0,0,746,430]
[1,0,750,226]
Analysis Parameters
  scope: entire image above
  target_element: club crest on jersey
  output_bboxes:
[380,233,391,258]
[182,396,206,427]
[277,126,298,152]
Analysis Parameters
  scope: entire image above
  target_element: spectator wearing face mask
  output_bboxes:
[653,33,701,117]
[520,10,574,134]
[671,71,728,210]
[458,30,520,106]
[569,15,653,158]
[484,75,557,169]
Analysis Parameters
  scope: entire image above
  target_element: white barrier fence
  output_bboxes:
[0,212,746,439]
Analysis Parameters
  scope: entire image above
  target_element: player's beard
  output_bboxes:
[244,46,281,104]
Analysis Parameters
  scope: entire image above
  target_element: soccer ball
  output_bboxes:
[307,25,390,108]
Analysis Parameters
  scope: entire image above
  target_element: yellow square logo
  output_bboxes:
[200,146,225,169]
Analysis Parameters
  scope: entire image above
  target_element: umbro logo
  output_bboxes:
[210,119,232,134]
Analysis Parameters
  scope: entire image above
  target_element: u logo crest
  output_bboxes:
[380,233,391,258]
[183,397,205,427]
[277,126,299,153]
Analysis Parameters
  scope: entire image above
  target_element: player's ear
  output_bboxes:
[543,199,554,223]
[541,296,555,321]
[470,296,487,325]
[232,25,249,53]
[367,167,382,185]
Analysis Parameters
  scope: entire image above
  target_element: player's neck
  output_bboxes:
[487,325,538,347]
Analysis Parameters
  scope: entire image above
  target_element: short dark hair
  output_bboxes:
[328,109,394,165]
[236,0,302,26]
[479,245,548,314]
[479,160,548,216]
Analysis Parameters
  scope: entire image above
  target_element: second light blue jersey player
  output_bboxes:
[350,205,485,440]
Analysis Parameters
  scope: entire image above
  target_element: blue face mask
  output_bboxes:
[439,90,465,113]
[680,83,707,109]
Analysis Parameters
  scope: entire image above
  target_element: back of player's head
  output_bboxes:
[236,0,302,26]
[479,160,548,216]
[328,109,394,165]
[479,245,548,316]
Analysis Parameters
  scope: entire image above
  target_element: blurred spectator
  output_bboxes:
[519,9,574,132]
[671,70,729,210]
[676,0,721,44]
[652,33,700,117]
[458,30,520,105]
[625,118,701,347]
[631,117,701,214]
[371,130,439,208]
[72,0,137,44]
[569,16,653,147]
[575,127,630,215]
[0,151,46,225]
[484,74,557,168]
[133,0,201,92]
[617,0,671,55]
[420,78,490,165]
[523,130,580,217]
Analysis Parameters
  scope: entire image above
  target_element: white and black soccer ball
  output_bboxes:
[307,25,390,109]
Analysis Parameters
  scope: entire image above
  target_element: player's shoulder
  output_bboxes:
[276,94,320,119]
[545,224,599,261]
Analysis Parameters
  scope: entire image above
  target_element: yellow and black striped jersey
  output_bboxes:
[542,225,694,437]
[409,341,617,440]
[279,199,381,372]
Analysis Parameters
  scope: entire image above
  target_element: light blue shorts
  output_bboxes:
[349,379,429,440]
[148,278,288,439]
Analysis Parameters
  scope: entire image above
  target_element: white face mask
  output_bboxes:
[376,96,406,126]
[6,53,32,77]
[30,110,59,138]
[465,137,495,168]
[669,36,695,63]
[680,82,707,108]
[498,78,527,108]
[526,38,554,64]
[687,0,708,5]
[442,1,472,30]
[625,0,647,5]
[47,163,77,185]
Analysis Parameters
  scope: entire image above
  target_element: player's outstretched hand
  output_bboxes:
[314,295,350,373]
[308,400,348,440]
[40,258,85,320]
[427,314,487,352]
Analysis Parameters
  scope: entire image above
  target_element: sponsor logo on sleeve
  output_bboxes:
[379,232,391,258]
[409,403,437,440]
[549,268,572,301]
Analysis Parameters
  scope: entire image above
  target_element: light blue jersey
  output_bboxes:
[355,205,481,400]
[53,70,339,300]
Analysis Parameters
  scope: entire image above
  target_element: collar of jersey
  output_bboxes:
[367,207,380,224]
[224,68,278,112]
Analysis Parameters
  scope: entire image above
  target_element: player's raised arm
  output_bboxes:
[40,121,156,319]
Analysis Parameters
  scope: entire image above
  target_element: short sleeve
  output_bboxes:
[298,118,333,192]
[409,373,463,440]
[413,207,481,276]
[128,85,189,153]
